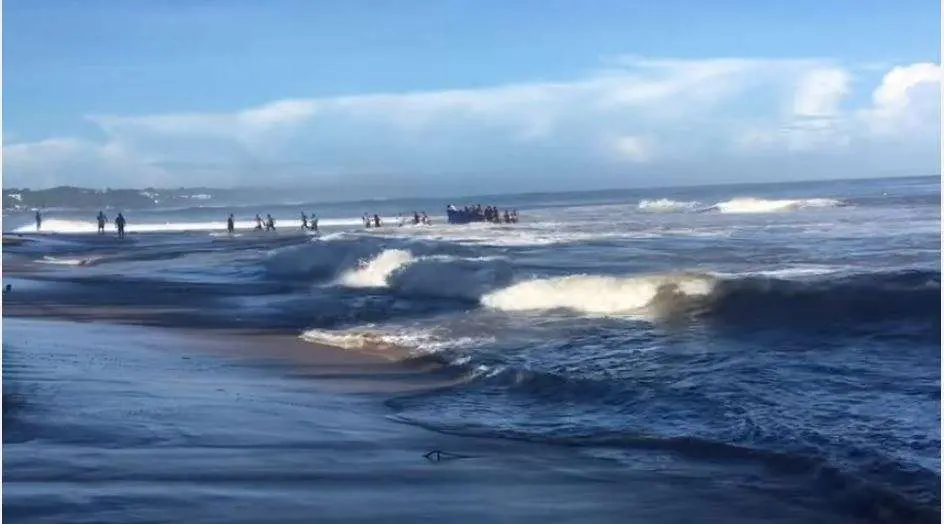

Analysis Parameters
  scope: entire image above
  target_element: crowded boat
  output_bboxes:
[446,204,518,224]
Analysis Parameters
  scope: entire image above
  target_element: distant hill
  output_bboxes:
[2,187,228,211]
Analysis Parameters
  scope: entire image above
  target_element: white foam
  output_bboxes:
[481,273,716,316]
[335,249,513,300]
[15,217,376,234]
[300,325,492,355]
[39,255,100,266]
[637,199,700,212]
[712,197,843,214]
[710,265,846,279]
[362,222,661,248]
[337,249,415,288]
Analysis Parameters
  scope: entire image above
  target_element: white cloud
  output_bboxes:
[792,67,851,117]
[3,57,940,190]
[858,62,942,137]
[2,138,169,188]
[737,62,940,154]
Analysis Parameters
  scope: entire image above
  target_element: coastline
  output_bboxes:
[3,184,937,524]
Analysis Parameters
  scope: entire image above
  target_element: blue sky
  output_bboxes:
[3,0,941,192]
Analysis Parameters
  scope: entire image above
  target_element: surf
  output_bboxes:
[15,217,369,234]
[711,197,844,214]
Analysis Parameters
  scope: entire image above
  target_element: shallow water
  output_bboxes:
[4,175,940,522]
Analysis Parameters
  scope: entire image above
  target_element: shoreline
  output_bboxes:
[2,316,860,524]
[2,303,458,395]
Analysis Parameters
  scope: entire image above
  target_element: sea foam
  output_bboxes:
[481,273,717,316]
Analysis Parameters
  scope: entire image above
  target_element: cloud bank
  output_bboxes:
[3,56,940,192]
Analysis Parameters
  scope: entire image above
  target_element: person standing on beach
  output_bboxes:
[227,214,235,234]
[115,213,127,239]
[300,212,309,230]
[35,211,42,231]
[310,213,318,233]
[97,211,108,234]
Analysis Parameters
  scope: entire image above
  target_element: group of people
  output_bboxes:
[362,211,433,229]
[226,212,319,234]
[446,204,519,224]
[33,210,126,239]
[58,210,128,238]
[362,213,383,228]
[398,211,431,227]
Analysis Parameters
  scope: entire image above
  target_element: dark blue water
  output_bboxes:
[4,175,940,522]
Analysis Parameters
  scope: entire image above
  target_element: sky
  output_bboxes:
[3,0,941,194]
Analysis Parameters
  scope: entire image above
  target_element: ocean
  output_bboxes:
[3,175,940,523]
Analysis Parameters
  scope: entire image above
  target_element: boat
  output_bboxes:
[446,205,518,225]
[446,207,487,224]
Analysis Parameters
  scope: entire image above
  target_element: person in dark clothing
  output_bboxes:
[265,214,276,231]
[35,211,42,231]
[300,212,309,230]
[227,214,235,234]
[310,214,319,233]
[115,213,127,239]
[373,214,382,228]
[97,211,108,234]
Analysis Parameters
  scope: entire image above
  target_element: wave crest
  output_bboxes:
[481,269,940,333]
[481,273,716,316]
[301,325,492,355]
[338,249,514,300]
[713,197,843,214]
[637,199,700,212]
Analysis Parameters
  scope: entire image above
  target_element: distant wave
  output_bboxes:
[637,199,701,212]
[15,217,370,234]
[711,197,844,214]
[631,196,845,214]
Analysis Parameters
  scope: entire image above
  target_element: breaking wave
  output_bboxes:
[481,269,940,333]
[481,273,716,316]
[337,249,416,288]
[338,249,514,301]
[712,197,844,214]
[631,196,845,214]
[637,199,701,212]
